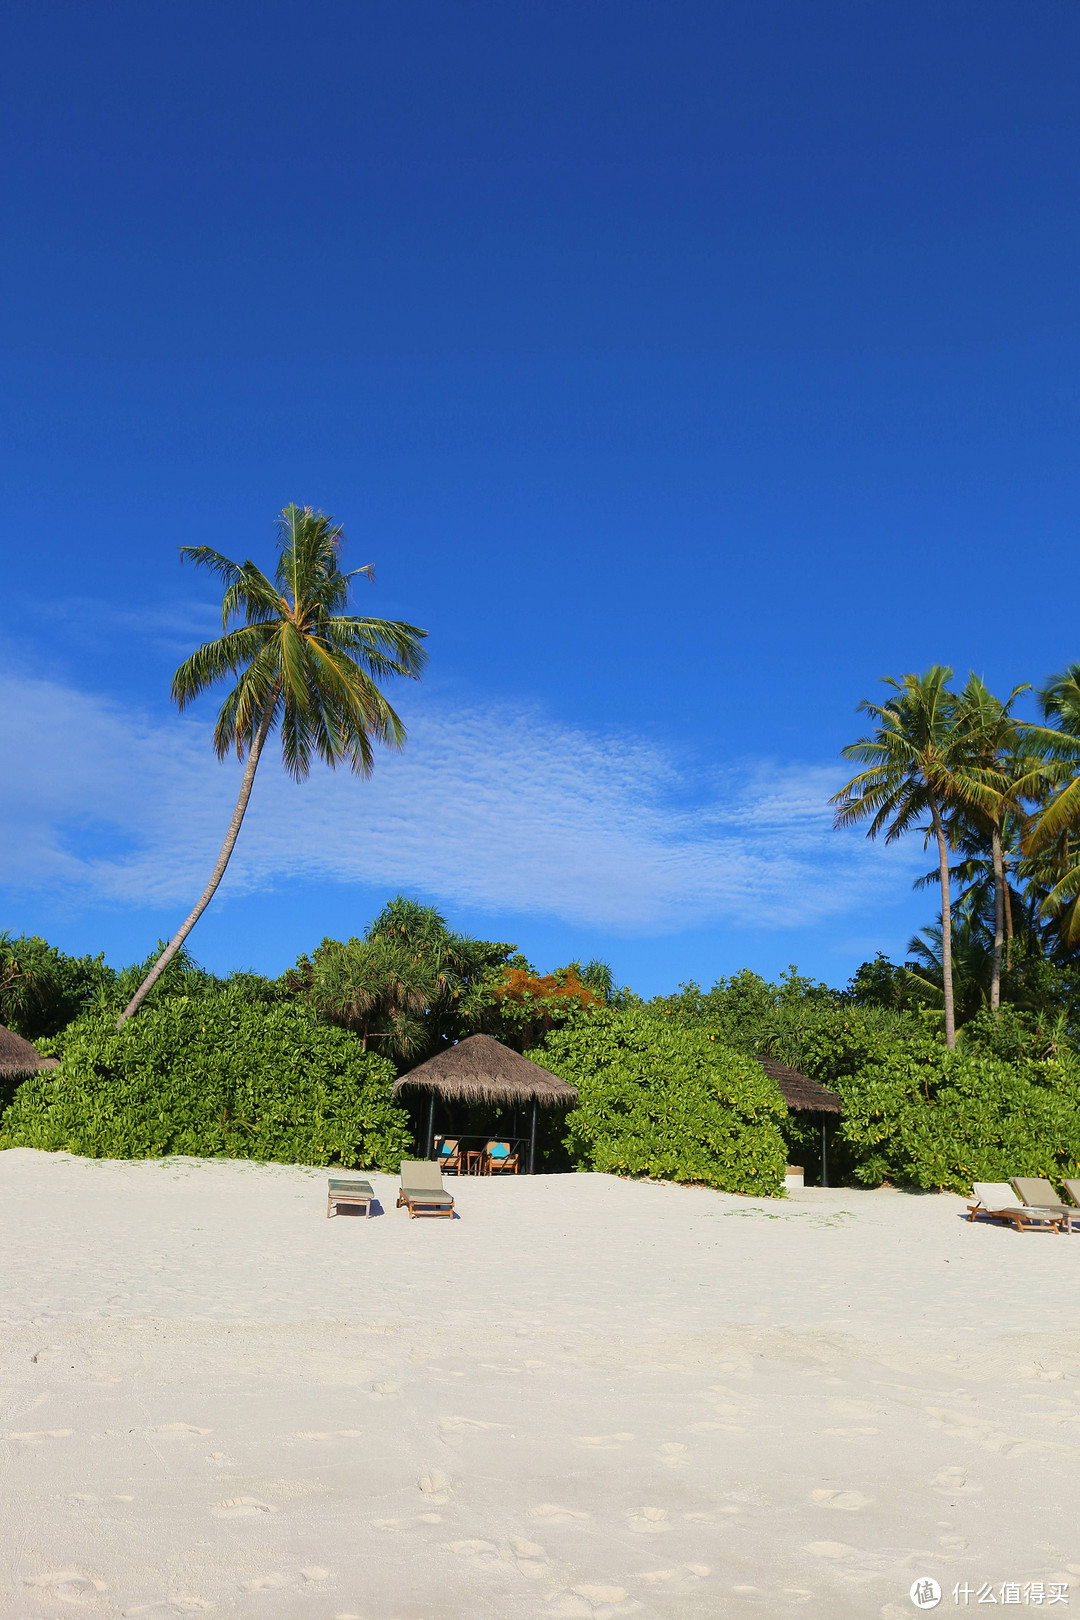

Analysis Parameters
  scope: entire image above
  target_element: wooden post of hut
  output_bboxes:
[393,1034,578,1174]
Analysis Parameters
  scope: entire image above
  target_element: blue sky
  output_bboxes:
[3,1,1079,994]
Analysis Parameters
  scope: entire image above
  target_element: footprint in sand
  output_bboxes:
[239,1574,290,1592]
[803,1542,855,1560]
[810,1489,873,1511]
[572,1585,629,1604]
[147,1423,211,1436]
[528,1503,591,1523]
[940,1535,968,1551]
[370,1381,400,1397]
[932,1466,983,1496]
[23,1572,107,1594]
[5,1429,74,1441]
[438,1415,506,1444]
[301,1567,331,1583]
[827,1399,884,1418]
[629,1506,668,1533]
[579,1432,635,1448]
[509,1536,549,1579]
[440,1540,501,1563]
[824,1426,880,1438]
[658,1442,688,1465]
[639,1570,679,1584]
[418,1470,453,1500]
[122,1599,212,1615]
[212,1497,279,1518]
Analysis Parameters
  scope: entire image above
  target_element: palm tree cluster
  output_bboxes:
[832,664,1080,1045]
[298,897,515,1065]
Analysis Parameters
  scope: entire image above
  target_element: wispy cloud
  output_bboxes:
[31,595,223,658]
[0,671,918,932]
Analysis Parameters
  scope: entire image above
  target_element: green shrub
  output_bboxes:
[0,993,412,1168]
[833,1031,1080,1193]
[531,1007,788,1194]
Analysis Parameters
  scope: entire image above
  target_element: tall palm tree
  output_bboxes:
[950,675,1033,1012]
[913,806,1030,975]
[1022,663,1080,953]
[830,667,992,1047]
[116,505,427,1027]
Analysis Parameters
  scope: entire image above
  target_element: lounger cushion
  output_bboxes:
[971,1182,1023,1209]
[400,1159,447,1192]
[1012,1177,1062,1208]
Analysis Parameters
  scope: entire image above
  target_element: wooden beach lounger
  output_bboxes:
[397,1160,455,1219]
[326,1177,376,1218]
[966,1182,1065,1234]
[1011,1177,1079,1234]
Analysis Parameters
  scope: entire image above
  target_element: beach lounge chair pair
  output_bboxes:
[327,1164,455,1218]
[966,1179,1080,1234]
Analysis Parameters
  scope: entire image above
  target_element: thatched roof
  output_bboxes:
[757,1055,841,1116]
[0,1023,59,1080]
[393,1034,578,1109]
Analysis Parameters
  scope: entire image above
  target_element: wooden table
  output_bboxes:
[462,1150,486,1176]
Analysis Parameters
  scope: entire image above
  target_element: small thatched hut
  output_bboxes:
[756,1055,841,1186]
[393,1033,578,1172]
[0,1023,59,1085]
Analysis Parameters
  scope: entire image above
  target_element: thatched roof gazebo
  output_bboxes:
[0,1023,59,1083]
[756,1055,841,1186]
[393,1033,578,1172]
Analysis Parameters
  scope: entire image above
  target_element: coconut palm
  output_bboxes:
[913,807,1031,973]
[949,675,1035,1011]
[116,505,427,1027]
[906,909,995,1026]
[1022,663,1080,953]
[830,667,996,1047]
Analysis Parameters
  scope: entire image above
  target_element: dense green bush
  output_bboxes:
[0,993,411,1168]
[831,1031,1080,1193]
[531,1007,788,1194]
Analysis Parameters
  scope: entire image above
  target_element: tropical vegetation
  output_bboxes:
[7,662,1080,1193]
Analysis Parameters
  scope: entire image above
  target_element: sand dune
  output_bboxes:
[1,1149,1078,1618]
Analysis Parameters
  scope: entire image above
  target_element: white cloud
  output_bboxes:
[0,671,918,933]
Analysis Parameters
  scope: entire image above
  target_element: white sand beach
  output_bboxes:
[1,1150,1078,1619]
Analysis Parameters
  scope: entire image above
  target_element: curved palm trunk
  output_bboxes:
[116,699,277,1028]
[929,794,956,1048]
[990,822,1005,1013]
